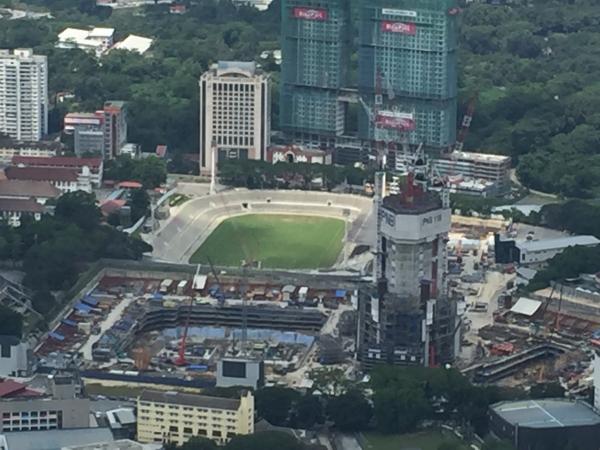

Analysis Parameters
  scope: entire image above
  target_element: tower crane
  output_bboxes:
[454,94,478,153]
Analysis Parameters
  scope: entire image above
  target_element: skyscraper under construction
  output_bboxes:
[358,0,459,151]
[279,0,351,146]
[357,155,464,368]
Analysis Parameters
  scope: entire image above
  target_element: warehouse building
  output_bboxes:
[489,399,600,450]
[137,390,254,446]
[495,234,600,266]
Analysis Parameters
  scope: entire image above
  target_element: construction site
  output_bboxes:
[32,261,359,390]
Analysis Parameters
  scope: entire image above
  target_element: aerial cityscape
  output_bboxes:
[0,0,599,450]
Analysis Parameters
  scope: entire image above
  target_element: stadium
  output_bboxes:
[149,189,375,270]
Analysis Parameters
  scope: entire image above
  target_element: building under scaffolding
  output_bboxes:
[357,160,463,368]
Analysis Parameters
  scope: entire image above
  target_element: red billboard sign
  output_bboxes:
[381,21,416,35]
[375,113,416,131]
[293,7,328,21]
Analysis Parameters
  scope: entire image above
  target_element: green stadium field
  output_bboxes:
[189,214,345,269]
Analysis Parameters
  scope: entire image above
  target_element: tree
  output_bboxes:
[309,367,353,396]
[54,191,101,231]
[294,393,323,429]
[225,432,306,450]
[438,442,461,450]
[133,156,167,189]
[530,382,565,399]
[255,387,300,426]
[165,437,217,450]
[129,188,150,222]
[327,390,372,432]
[31,290,56,315]
[0,305,23,338]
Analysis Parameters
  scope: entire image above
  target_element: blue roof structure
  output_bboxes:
[335,289,347,298]
[61,319,77,327]
[74,302,92,313]
[82,295,98,306]
[49,332,64,341]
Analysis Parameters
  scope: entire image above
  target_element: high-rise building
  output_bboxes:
[199,61,270,175]
[358,0,459,151]
[0,49,48,142]
[102,100,127,159]
[280,0,351,146]
[357,157,463,368]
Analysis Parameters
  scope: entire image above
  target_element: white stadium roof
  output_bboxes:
[517,235,600,253]
[112,35,153,54]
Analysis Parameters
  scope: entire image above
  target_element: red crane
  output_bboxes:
[175,295,194,366]
[454,94,478,152]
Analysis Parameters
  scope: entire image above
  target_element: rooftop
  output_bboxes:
[449,151,510,164]
[5,166,79,183]
[111,35,153,54]
[0,198,45,214]
[0,379,43,399]
[382,192,443,215]
[0,428,114,450]
[517,235,600,253]
[0,139,63,151]
[13,155,102,169]
[0,180,60,198]
[492,399,600,429]
[139,389,241,411]
[510,297,542,317]
[216,60,257,77]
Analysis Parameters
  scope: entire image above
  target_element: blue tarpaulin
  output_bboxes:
[61,319,77,327]
[74,302,92,313]
[152,293,164,301]
[83,296,98,306]
[335,289,347,298]
[49,331,65,341]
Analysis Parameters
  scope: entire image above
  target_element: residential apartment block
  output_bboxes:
[102,101,128,159]
[64,112,106,157]
[137,390,254,446]
[358,0,459,150]
[0,49,48,141]
[280,0,351,145]
[199,61,270,174]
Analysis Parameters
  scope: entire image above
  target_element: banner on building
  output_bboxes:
[293,7,328,21]
[381,20,417,35]
[381,8,417,18]
[375,111,416,131]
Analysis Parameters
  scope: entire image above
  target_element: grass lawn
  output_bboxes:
[363,431,470,450]
[189,214,345,269]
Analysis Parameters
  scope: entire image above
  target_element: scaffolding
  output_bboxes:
[358,0,459,149]
[280,0,351,136]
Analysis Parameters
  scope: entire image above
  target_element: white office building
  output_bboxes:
[199,61,270,175]
[0,49,48,141]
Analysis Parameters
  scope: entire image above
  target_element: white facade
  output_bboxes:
[0,49,48,141]
[433,151,511,192]
[57,27,115,57]
[0,339,29,377]
[199,61,270,174]
[517,235,600,265]
[594,352,600,410]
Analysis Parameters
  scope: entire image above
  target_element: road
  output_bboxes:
[79,294,136,361]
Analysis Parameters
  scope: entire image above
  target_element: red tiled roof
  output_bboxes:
[118,181,142,189]
[0,379,27,398]
[5,166,79,183]
[0,180,61,199]
[100,199,126,216]
[12,155,102,169]
[0,198,45,213]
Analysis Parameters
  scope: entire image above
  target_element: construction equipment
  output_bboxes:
[207,257,225,307]
[454,93,478,153]
[175,295,194,366]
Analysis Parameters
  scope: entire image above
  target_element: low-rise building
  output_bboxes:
[111,35,153,55]
[489,399,600,450]
[433,151,511,194]
[12,155,103,187]
[0,198,45,226]
[137,390,254,446]
[216,357,264,390]
[64,112,105,157]
[0,180,60,204]
[266,145,332,165]
[57,27,115,56]
[495,234,600,265]
[4,166,92,193]
[0,428,114,450]
[0,337,31,377]
[0,140,60,164]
